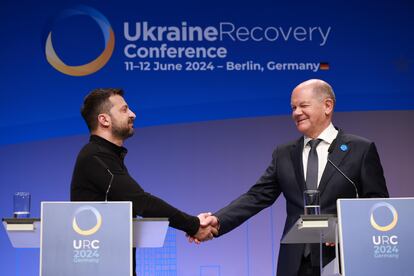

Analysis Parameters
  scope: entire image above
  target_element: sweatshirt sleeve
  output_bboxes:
[92,152,200,236]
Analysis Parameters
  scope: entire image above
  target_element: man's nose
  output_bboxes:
[292,107,302,117]
[129,110,136,119]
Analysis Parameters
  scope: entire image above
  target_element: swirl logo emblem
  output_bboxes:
[45,5,115,76]
[72,206,102,236]
[370,202,398,232]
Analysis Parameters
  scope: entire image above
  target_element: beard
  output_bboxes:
[111,118,135,140]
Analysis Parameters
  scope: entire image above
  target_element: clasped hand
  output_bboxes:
[188,212,219,244]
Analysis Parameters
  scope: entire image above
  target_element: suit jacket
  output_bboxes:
[215,129,389,276]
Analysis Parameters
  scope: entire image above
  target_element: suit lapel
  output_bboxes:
[290,137,306,192]
[319,130,350,196]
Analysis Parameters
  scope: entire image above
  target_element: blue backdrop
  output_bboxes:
[1,0,413,145]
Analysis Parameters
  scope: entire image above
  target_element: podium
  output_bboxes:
[281,198,414,276]
[281,214,340,276]
[3,201,169,276]
[337,198,413,276]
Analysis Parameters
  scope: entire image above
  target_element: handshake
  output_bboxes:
[188,212,219,244]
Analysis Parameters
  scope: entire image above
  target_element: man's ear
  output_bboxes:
[97,113,111,128]
[324,98,334,116]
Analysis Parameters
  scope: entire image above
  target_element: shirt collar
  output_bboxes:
[90,135,128,159]
[303,123,338,148]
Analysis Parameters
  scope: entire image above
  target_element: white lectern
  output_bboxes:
[3,201,170,276]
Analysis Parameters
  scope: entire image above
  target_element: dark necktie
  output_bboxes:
[306,139,322,190]
[304,139,322,258]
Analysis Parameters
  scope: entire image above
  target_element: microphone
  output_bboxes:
[93,156,114,202]
[327,139,359,198]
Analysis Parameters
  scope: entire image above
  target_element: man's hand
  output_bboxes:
[198,212,219,228]
[188,212,219,244]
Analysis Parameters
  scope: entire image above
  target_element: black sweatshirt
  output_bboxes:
[70,135,199,236]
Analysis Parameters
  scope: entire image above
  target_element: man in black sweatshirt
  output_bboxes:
[70,88,216,274]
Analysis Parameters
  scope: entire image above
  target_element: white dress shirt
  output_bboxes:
[302,123,338,187]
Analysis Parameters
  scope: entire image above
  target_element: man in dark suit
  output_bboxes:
[192,79,389,275]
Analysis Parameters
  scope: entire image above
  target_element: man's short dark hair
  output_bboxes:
[81,88,124,131]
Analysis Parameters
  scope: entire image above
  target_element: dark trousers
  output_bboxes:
[298,255,320,276]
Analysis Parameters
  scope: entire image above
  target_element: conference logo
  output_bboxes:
[72,205,102,236]
[45,5,115,76]
[72,205,101,263]
[370,202,399,259]
[44,6,330,74]
[370,202,398,232]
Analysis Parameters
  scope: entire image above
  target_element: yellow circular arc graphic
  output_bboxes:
[370,203,398,232]
[46,29,114,77]
[72,206,102,236]
[45,6,115,76]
